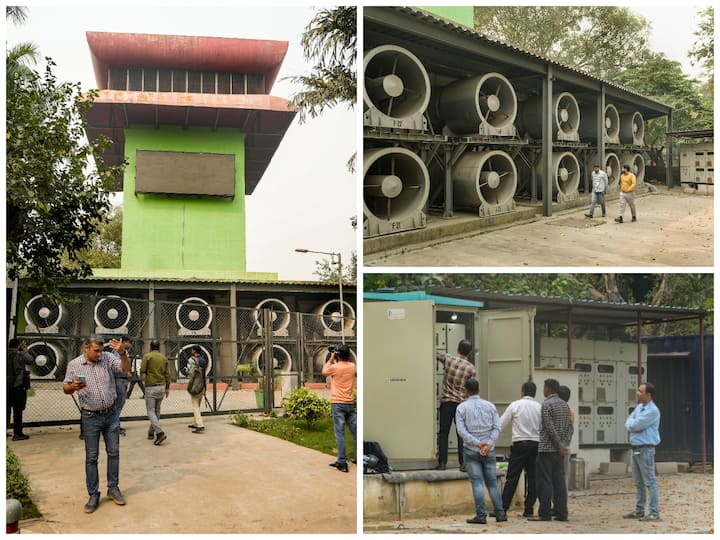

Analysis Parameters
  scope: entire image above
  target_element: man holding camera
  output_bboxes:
[322,345,356,473]
[63,335,130,513]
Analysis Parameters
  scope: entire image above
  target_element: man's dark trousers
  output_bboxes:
[502,440,538,513]
[437,401,463,467]
[536,452,567,520]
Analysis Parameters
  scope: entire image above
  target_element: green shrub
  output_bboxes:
[282,387,331,428]
[6,447,41,519]
[232,411,251,427]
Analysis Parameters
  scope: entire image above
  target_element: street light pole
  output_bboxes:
[295,248,346,344]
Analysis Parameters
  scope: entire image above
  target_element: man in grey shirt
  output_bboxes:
[456,378,507,524]
[585,163,609,218]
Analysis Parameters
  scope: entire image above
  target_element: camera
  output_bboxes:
[325,346,337,363]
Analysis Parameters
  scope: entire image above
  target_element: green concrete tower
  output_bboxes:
[84,32,296,280]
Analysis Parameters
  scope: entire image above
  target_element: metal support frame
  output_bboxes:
[541,66,553,217]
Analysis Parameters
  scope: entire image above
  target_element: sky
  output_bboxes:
[5,5,357,282]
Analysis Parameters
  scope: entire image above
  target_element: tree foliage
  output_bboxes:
[73,207,123,269]
[6,59,124,298]
[288,6,356,123]
[363,273,712,335]
[688,6,714,95]
[474,6,651,78]
[313,251,356,283]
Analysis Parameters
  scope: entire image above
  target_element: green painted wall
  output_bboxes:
[122,127,249,277]
[420,6,474,28]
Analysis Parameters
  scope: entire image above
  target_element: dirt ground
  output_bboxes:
[364,471,714,534]
[365,187,713,267]
[10,414,357,534]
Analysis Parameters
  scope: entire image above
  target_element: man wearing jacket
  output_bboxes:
[585,163,609,219]
[615,164,637,223]
[140,340,171,445]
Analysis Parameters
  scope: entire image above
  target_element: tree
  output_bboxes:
[313,251,356,283]
[71,207,123,269]
[473,6,651,78]
[6,6,39,84]
[688,6,714,96]
[7,58,124,298]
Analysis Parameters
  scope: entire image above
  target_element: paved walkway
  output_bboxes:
[10,415,357,534]
[365,188,713,267]
[364,472,713,534]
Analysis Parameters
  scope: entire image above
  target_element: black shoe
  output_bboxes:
[11,434,29,441]
[527,516,551,521]
[522,511,534,518]
[84,493,100,513]
[489,511,496,518]
[623,511,644,519]
[614,216,623,223]
[329,461,340,469]
[188,424,198,429]
[192,427,205,434]
[107,487,126,505]
[584,213,593,219]
[553,516,568,521]
[632,216,637,222]
[496,514,508,522]
[435,463,446,471]
[459,464,466,472]
[466,516,487,524]
[147,432,154,440]
[154,432,167,445]
[336,462,349,473]
[119,428,126,436]
[351,458,357,464]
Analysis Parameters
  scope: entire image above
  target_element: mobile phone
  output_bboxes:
[77,375,87,384]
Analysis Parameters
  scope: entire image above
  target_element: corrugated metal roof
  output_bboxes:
[74,274,356,287]
[379,6,672,111]
[364,291,485,307]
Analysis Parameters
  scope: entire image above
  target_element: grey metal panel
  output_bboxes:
[364,300,436,467]
[135,150,236,197]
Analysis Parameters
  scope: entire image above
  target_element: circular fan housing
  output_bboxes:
[252,344,293,374]
[176,297,213,333]
[453,149,518,208]
[364,146,430,223]
[94,295,131,331]
[177,344,213,378]
[554,92,580,140]
[363,45,431,121]
[620,153,646,184]
[620,111,645,145]
[253,298,291,335]
[313,346,357,373]
[314,300,356,334]
[26,341,64,378]
[551,152,581,196]
[24,295,67,331]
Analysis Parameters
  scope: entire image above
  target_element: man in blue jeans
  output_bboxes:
[63,335,130,513]
[456,378,506,524]
[623,382,661,522]
[322,345,356,473]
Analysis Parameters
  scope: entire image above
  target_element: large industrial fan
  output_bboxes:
[313,300,356,337]
[313,346,357,374]
[536,152,581,202]
[94,295,131,335]
[251,344,293,374]
[590,152,621,192]
[363,45,431,130]
[438,72,518,137]
[364,146,430,238]
[26,341,65,380]
[521,92,580,141]
[619,112,645,146]
[452,149,518,217]
[620,153,646,185]
[176,344,213,379]
[176,297,212,336]
[24,295,68,334]
[253,298,291,336]
[579,103,620,143]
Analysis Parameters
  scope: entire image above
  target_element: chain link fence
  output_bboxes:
[15,292,356,426]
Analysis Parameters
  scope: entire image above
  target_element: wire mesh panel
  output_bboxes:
[13,291,356,426]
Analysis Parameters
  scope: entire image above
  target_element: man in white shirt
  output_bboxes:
[500,381,542,517]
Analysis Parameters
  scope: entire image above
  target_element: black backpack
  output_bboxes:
[363,441,390,474]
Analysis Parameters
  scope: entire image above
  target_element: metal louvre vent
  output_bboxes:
[94,296,131,334]
[24,295,66,333]
[176,297,213,336]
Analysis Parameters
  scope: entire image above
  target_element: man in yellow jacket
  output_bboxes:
[614,164,637,223]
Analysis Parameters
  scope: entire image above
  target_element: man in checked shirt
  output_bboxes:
[528,378,573,522]
[63,335,130,514]
[435,339,477,471]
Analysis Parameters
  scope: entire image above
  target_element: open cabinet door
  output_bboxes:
[476,307,535,448]
[364,300,436,469]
